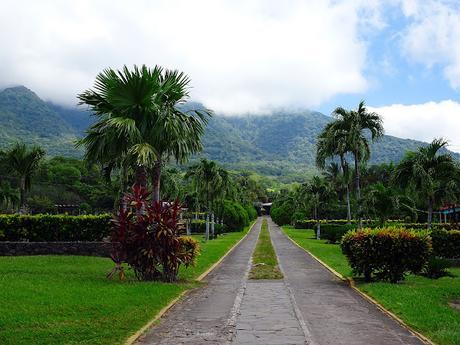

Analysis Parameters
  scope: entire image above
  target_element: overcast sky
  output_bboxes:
[1,0,459,151]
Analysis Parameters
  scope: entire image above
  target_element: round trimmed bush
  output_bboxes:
[341,227,432,283]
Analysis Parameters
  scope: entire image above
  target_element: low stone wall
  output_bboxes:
[0,242,114,257]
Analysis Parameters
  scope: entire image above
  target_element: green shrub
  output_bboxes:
[341,227,431,283]
[431,229,460,259]
[270,202,293,225]
[222,200,249,231]
[110,186,200,282]
[321,224,357,244]
[422,256,451,279]
[245,205,258,221]
[189,219,225,235]
[0,214,111,241]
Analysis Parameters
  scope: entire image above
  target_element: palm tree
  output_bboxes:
[77,65,210,203]
[394,138,458,228]
[331,101,383,227]
[185,159,222,212]
[3,143,45,212]
[304,176,334,239]
[363,182,399,227]
[316,121,352,223]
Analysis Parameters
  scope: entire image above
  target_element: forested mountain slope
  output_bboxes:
[0,86,455,180]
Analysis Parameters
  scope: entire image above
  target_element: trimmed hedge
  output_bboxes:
[431,229,460,259]
[321,224,357,244]
[271,203,294,226]
[245,205,258,221]
[222,200,249,231]
[0,214,111,242]
[189,220,225,235]
[341,227,431,283]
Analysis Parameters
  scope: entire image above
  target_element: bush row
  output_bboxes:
[431,229,460,259]
[341,228,431,283]
[321,224,357,244]
[189,220,225,235]
[0,214,112,242]
[294,219,458,231]
[320,223,459,260]
[0,203,257,242]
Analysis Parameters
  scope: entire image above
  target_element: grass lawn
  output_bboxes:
[282,226,460,345]
[249,219,283,279]
[0,224,252,345]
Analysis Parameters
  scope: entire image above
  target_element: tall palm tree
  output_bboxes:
[332,101,383,227]
[185,159,222,212]
[316,121,352,223]
[394,138,458,228]
[77,65,210,203]
[3,143,45,212]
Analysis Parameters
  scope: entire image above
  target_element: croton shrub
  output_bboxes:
[109,185,200,282]
[341,227,431,283]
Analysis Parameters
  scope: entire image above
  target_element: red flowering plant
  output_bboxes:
[108,184,199,282]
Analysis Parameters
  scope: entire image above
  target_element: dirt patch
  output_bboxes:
[448,299,460,311]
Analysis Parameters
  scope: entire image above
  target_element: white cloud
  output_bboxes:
[369,100,460,152]
[0,0,381,114]
[400,0,460,88]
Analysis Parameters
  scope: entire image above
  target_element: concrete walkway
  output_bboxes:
[136,217,426,345]
[136,218,262,344]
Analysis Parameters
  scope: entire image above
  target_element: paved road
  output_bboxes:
[136,217,426,345]
[136,218,262,344]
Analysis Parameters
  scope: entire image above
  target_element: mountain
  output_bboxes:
[0,86,457,181]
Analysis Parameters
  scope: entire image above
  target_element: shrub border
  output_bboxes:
[124,219,258,345]
[281,228,435,345]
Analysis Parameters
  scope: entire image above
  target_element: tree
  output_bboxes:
[317,120,353,223]
[394,138,458,228]
[0,181,19,212]
[304,176,334,239]
[363,182,399,226]
[2,143,45,212]
[185,159,223,212]
[331,101,383,227]
[77,65,210,203]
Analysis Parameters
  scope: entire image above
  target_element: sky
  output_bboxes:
[0,0,460,151]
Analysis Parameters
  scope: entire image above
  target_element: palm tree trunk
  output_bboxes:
[152,159,162,203]
[314,206,320,240]
[427,198,433,229]
[354,150,362,229]
[340,154,352,224]
[134,165,148,188]
[19,177,26,214]
[345,184,352,224]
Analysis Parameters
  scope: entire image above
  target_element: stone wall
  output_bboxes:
[0,242,115,257]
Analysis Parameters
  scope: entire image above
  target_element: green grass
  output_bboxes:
[0,225,252,345]
[283,226,352,277]
[282,226,460,345]
[249,219,283,279]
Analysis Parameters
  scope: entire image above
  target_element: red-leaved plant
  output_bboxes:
[108,185,199,282]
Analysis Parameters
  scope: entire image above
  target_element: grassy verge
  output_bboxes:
[249,219,283,279]
[282,226,460,345]
[0,224,253,345]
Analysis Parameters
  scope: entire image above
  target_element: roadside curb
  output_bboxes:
[124,220,258,345]
[281,228,436,345]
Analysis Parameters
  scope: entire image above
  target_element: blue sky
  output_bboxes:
[0,0,459,151]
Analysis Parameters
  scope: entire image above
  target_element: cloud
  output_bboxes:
[0,0,382,114]
[369,100,460,152]
[400,0,460,88]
